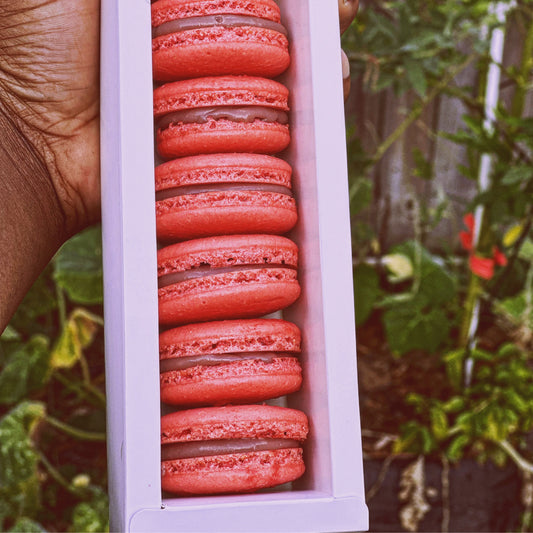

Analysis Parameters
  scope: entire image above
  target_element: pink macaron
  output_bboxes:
[155,153,297,242]
[157,234,301,326]
[153,75,290,159]
[152,0,290,82]
[159,318,302,406]
[161,404,309,495]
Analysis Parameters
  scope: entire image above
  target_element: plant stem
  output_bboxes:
[458,271,483,349]
[45,414,106,442]
[498,439,533,475]
[55,284,67,328]
[53,371,106,408]
[511,6,533,118]
[370,55,475,165]
[38,451,85,496]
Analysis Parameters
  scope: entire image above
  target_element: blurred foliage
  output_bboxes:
[395,343,533,466]
[344,0,533,469]
[1,226,107,532]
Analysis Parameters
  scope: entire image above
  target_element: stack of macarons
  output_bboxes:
[151,0,308,496]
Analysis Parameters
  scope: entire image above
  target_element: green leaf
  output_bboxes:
[392,241,456,305]
[50,309,101,369]
[1,326,21,342]
[395,421,433,454]
[502,389,529,415]
[383,297,450,354]
[10,268,57,335]
[430,406,449,441]
[8,517,47,532]
[353,264,382,326]
[496,289,533,330]
[69,487,109,533]
[442,396,466,413]
[53,226,103,305]
[0,402,46,524]
[412,148,433,181]
[404,57,427,96]
[446,434,470,462]
[484,407,508,442]
[443,349,466,390]
[501,165,533,185]
[519,238,533,260]
[349,177,373,216]
[0,336,51,405]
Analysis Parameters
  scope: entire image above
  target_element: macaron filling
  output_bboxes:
[158,263,296,289]
[155,182,293,201]
[156,106,289,131]
[160,351,297,372]
[161,438,301,461]
[152,14,288,39]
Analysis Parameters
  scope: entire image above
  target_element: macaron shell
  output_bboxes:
[158,267,300,325]
[153,76,289,117]
[153,29,290,82]
[161,404,309,444]
[161,448,305,495]
[159,318,301,359]
[155,153,293,189]
[157,120,290,159]
[160,356,302,406]
[157,234,298,273]
[156,192,297,241]
[152,0,283,26]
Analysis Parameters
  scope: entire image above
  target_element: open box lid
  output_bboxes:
[100,1,368,531]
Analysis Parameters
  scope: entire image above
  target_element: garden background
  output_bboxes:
[0,0,532,531]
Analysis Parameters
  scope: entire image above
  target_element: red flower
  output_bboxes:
[493,246,508,266]
[460,213,475,251]
[459,230,473,251]
[469,255,495,280]
[459,213,507,280]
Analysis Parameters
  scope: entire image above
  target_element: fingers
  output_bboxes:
[338,0,359,34]
[341,49,351,101]
[338,0,358,99]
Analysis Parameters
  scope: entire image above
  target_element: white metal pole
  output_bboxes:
[465,1,514,386]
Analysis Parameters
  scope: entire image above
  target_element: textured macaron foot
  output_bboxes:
[153,76,291,159]
[155,153,297,242]
[161,405,308,495]
[159,318,303,406]
[151,0,290,81]
[157,234,301,326]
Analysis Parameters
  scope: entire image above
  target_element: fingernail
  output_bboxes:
[341,49,350,80]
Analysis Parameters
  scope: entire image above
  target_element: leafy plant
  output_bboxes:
[344,0,533,481]
[380,241,457,355]
[0,226,107,532]
[395,343,533,467]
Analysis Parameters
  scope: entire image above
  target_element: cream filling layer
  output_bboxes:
[153,14,287,39]
[158,264,296,289]
[160,351,297,372]
[161,438,300,461]
[156,106,289,131]
[156,182,293,201]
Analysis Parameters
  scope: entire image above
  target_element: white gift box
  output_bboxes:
[100,0,368,531]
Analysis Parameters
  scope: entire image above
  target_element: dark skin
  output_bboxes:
[0,0,357,332]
